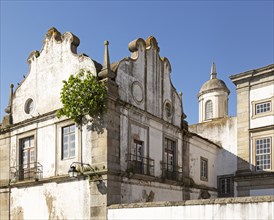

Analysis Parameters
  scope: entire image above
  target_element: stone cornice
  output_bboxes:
[230,64,274,86]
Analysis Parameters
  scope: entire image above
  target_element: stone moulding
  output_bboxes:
[161,57,171,74]
[145,36,159,52]
[128,38,146,60]
[108,195,274,209]
[26,27,81,66]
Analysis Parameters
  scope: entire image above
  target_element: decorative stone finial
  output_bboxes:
[210,62,217,79]
[2,83,14,127]
[103,40,110,70]
[98,40,115,80]
[5,84,14,114]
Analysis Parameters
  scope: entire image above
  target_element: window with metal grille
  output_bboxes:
[205,100,213,120]
[218,175,234,197]
[62,124,75,159]
[256,137,271,171]
[255,102,271,114]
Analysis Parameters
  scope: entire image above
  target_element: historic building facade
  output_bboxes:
[0,27,273,220]
[0,28,221,220]
[230,64,274,196]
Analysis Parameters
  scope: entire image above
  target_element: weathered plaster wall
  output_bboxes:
[108,196,274,220]
[11,29,99,124]
[189,187,217,200]
[188,135,219,190]
[9,117,84,178]
[116,37,185,203]
[10,180,90,220]
[119,110,183,176]
[115,37,182,128]
[120,178,183,203]
[189,117,237,176]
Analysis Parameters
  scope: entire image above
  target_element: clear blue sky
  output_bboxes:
[1,1,273,125]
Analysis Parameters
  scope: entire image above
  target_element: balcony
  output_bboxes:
[10,162,43,182]
[161,163,183,181]
[126,153,155,176]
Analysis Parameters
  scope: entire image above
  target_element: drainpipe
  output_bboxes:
[8,133,11,220]
[80,123,83,165]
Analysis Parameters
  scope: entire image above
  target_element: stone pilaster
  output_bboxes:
[90,78,121,220]
[236,84,251,173]
[0,131,11,220]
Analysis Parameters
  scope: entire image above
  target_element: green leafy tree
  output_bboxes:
[57,69,107,132]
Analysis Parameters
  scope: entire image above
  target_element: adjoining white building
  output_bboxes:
[190,62,274,197]
[0,27,273,220]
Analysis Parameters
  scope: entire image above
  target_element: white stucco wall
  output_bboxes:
[250,84,274,129]
[10,180,90,220]
[189,136,219,189]
[108,196,274,220]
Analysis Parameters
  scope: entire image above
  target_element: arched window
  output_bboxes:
[205,100,213,120]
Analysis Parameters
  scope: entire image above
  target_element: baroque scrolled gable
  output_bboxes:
[115,36,184,128]
[3,27,101,125]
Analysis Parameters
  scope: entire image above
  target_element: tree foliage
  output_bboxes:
[57,69,107,131]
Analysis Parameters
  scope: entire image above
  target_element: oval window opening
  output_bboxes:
[24,98,34,114]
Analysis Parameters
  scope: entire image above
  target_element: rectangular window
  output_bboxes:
[19,136,35,180]
[200,157,208,181]
[163,138,176,180]
[133,140,143,161]
[127,139,154,176]
[218,175,234,197]
[62,124,75,159]
[256,137,271,171]
[255,102,271,114]
[131,140,144,174]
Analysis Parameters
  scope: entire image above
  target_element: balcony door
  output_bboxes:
[132,140,144,174]
[164,138,176,179]
[20,136,35,179]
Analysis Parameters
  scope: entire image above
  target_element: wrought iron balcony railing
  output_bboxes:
[10,162,43,182]
[161,163,183,181]
[126,153,155,176]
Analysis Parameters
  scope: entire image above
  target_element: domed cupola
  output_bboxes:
[198,63,230,123]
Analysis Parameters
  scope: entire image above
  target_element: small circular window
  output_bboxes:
[24,98,34,114]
